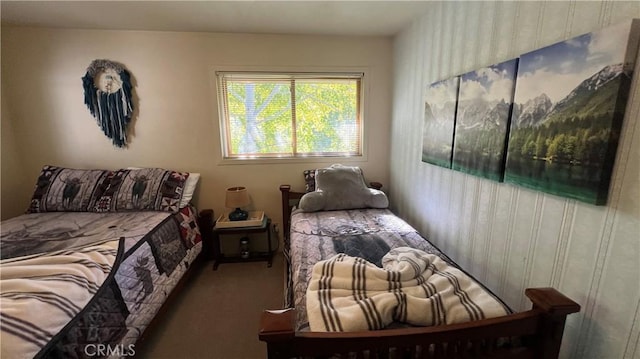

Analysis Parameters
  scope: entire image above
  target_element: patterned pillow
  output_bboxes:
[303,169,317,192]
[128,167,199,208]
[27,165,110,213]
[92,168,189,213]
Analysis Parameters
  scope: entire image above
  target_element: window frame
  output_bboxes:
[215,70,366,162]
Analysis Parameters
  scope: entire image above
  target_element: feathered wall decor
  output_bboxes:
[82,59,134,148]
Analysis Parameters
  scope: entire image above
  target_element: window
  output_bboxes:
[217,72,363,159]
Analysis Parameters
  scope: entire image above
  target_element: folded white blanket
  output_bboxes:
[306,247,510,332]
[0,240,119,358]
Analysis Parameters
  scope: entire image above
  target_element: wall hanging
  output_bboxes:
[422,18,639,205]
[421,76,459,169]
[82,59,134,148]
[504,19,640,205]
[452,58,518,182]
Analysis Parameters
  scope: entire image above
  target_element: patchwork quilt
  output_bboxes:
[0,206,202,358]
[288,208,510,331]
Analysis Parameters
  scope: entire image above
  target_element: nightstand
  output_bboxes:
[212,215,273,270]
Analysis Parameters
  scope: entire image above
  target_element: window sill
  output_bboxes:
[217,155,367,166]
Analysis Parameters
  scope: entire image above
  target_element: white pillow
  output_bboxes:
[180,173,200,208]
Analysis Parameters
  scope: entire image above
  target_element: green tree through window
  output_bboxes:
[218,72,363,159]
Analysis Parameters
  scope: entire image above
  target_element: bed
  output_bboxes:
[259,165,580,359]
[0,165,210,358]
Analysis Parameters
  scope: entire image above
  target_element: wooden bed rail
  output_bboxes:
[259,287,579,359]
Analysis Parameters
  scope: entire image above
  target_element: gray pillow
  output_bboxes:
[298,164,388,212]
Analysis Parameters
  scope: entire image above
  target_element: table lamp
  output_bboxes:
[226,186,250,221]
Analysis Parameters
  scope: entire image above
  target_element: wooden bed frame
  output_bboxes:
[259,186,580,359]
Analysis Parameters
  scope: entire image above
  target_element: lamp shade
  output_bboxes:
[225,187,250,208]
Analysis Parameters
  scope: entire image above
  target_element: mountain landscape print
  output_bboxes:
[504,19,640,205]
[422,77,459,168]
[452,59,518,181]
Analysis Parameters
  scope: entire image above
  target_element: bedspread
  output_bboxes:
[0,207,202,358]
[1,240,121,358]
[306,247,509,332]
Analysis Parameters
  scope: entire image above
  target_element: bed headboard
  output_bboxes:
[279,185,305,242]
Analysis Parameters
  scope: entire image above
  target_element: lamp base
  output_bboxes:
[229,208,248,221]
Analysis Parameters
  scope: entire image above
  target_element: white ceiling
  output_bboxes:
[0,1,433,37]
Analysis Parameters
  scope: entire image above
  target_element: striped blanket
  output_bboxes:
[306,247,510,332]
[0,208,203,357]
[0,240,120,358]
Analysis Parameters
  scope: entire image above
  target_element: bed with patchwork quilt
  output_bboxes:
[259,164,581,359]
[0,165,205,358]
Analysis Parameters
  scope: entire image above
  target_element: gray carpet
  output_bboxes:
[135,253,285,358]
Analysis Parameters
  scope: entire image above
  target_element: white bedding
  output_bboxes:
[0,209,202,357]
[306,247,510,332]
[288,208,512,332]
[1,240,120,358]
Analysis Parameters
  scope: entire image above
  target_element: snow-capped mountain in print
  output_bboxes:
[451,58,518,182]
[512,63,626,129]
[544,63,626,123]
[456,99,509,131]
[426,100,457,126]
[511,93,552,129]
[503,18,639,205]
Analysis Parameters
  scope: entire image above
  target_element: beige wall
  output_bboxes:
[0,28,393,234]
[391,2,640,358]
[1,80,29,219]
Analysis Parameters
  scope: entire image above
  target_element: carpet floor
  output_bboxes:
[135,252,285,358]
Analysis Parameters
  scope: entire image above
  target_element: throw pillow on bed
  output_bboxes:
[92,168,189,213]
[27,165,110,213]
[298,164,388,212]
[128,167,200,208]
[179,172,200,208]
[303,169,317,192]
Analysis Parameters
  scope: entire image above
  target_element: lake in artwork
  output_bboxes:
[504,19,640,204]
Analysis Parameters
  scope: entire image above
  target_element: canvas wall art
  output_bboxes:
[504,19,640,205]
[452,59,518,181]
[422,76,459,168]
